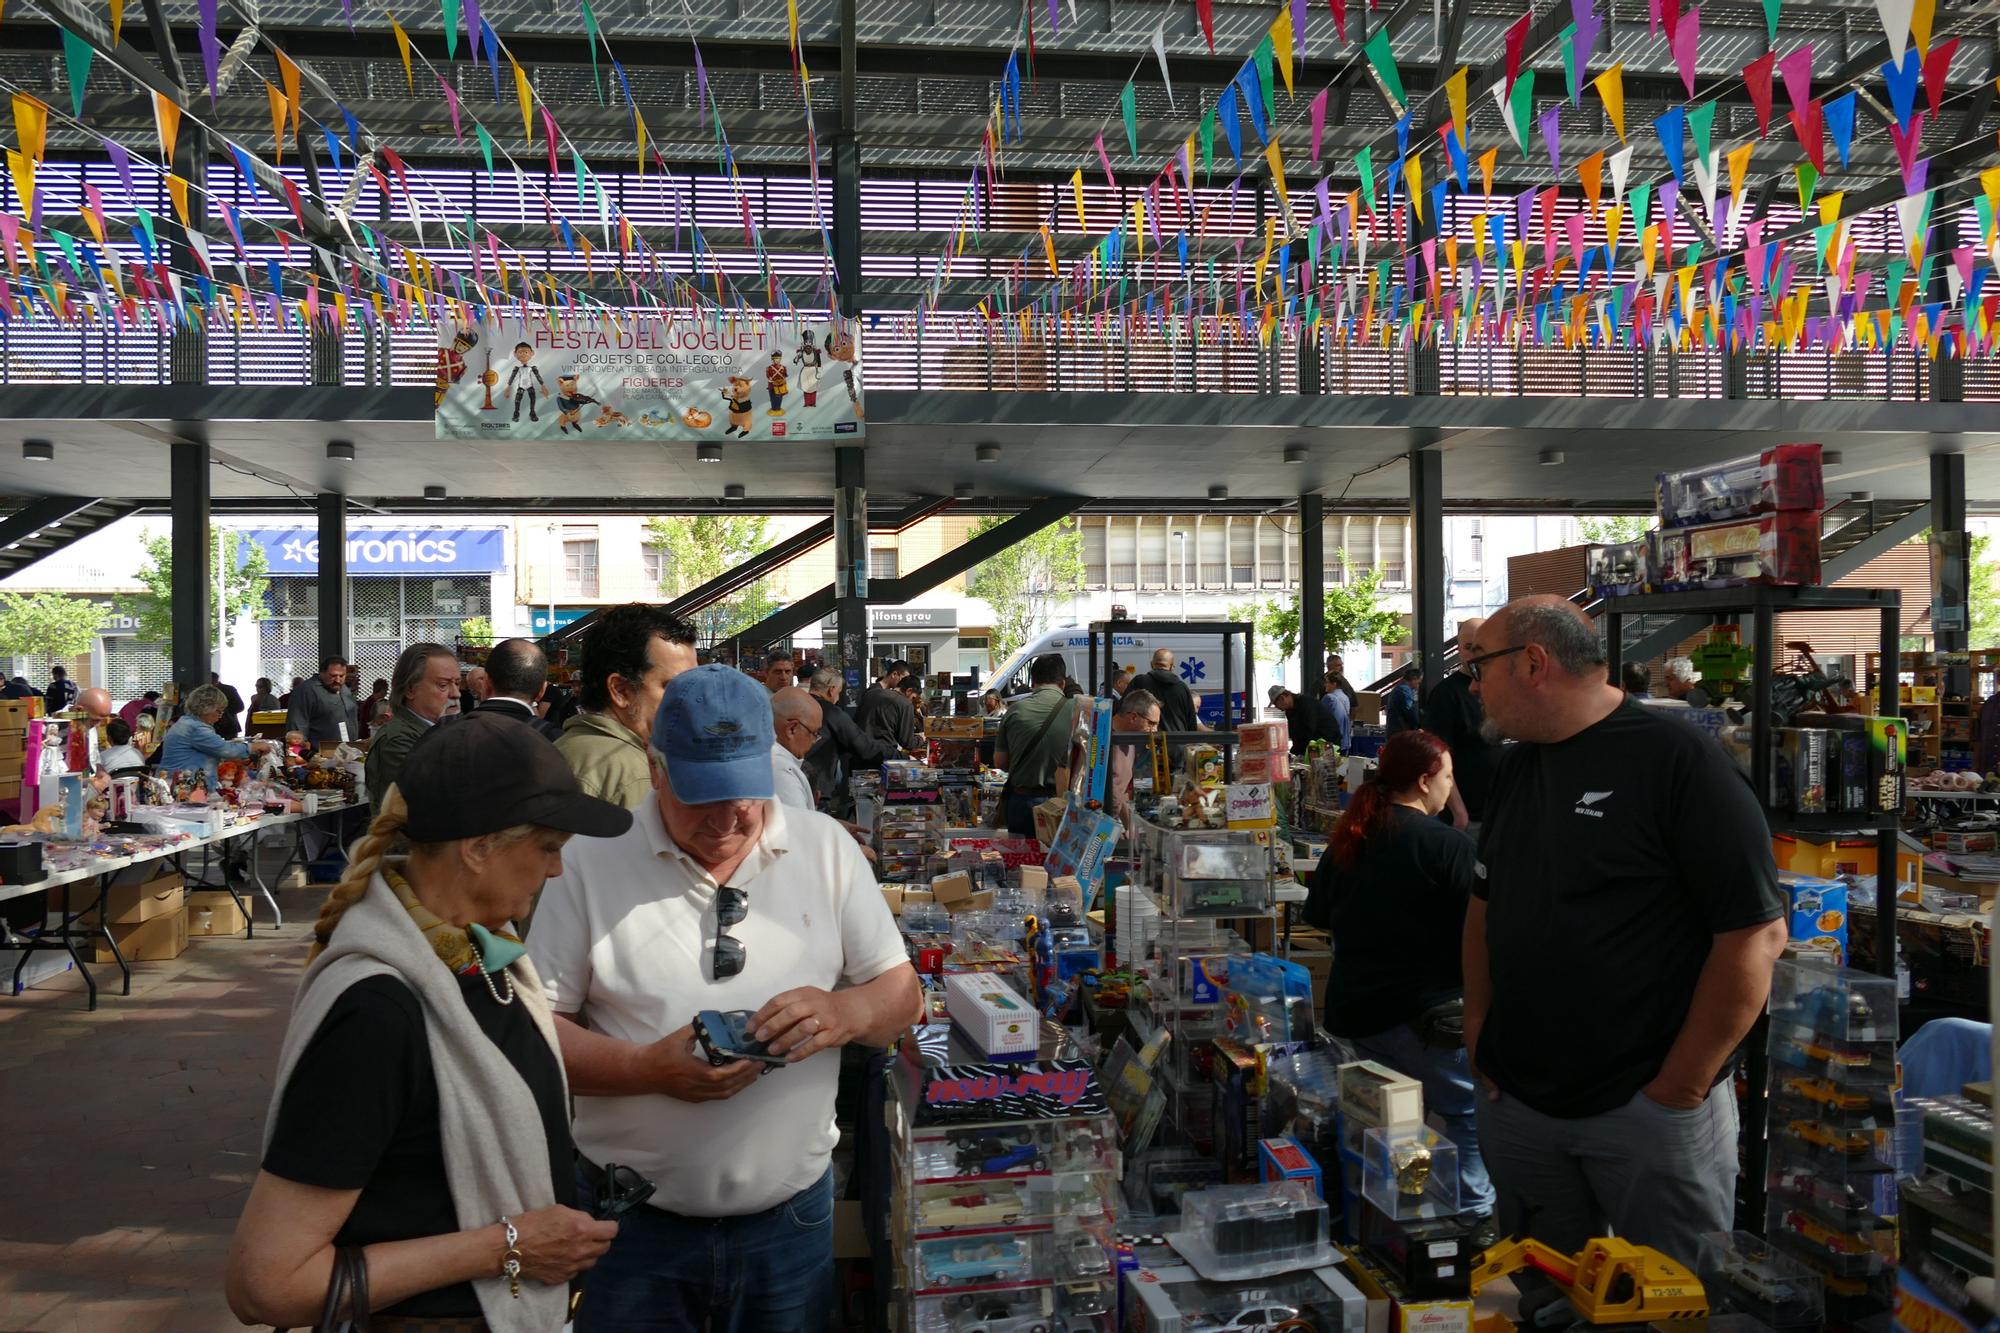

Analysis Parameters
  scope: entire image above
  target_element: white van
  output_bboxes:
[988,627,1252,726]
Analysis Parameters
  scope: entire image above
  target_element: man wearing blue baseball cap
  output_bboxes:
[527,664,921,1333]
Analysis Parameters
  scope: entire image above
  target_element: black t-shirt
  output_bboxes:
[263,974,576,1317]
[1131,669,1199,732]
[1307,805,1476,1038]
[1422,672,1503,821]
[1474,699,1781,1118]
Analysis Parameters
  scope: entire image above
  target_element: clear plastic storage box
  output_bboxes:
[1360,1124,1462,1221]
[1695,1231,1826,1328]
[1122,1264,1367,1333]
[1166,1181,1336,1281]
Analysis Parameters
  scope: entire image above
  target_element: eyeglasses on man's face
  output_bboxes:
[1464,644,1529,681]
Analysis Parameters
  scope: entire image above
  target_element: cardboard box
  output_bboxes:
[1351,692,1383,725]
[94,909,189,963]
[1866,716,1907,812]
[0,700,34,733]
[1225,783,1277,829]
[880,885,904,916]
[1032,797,1066,847]
[929,871,975,910]
[1018,864,1049,892]
[186,890,248,937]
[943,971,1037,1060]
[0,755,22,780]
[100,872,186,925]
[1395,1299,1473,1333]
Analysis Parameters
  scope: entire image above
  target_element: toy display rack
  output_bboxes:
[1861,650,1974,772]
[1604,584,1903,1231]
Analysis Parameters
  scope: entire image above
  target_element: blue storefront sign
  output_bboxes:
[529,607,590,635]
[240,528,507,575]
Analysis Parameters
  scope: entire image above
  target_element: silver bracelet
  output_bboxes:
[499,1215,523,1298]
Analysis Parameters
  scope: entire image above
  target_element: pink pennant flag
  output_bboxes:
[1310,88,1329,162]
[440,79,463,141]
[1095,132,1118,188]
[1889,112,1925,188]
[1788,98,1824,170]
[541,107,559,177]
[1670,6,1701,97]
[1776,44,1813,117]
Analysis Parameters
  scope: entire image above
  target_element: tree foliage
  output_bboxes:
[458,615,495,648]
[1577,515,1653,545]
[643,515,780,642]
[1971,532,2000,651]
[0,593,107,662]
[966,516,1086,666]
[121,529,271,649]
[1232,551,1409,664]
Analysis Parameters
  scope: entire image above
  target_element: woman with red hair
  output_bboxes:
[1305,729,1493,1219]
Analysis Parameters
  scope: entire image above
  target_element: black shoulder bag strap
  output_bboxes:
[993,695,1072,823]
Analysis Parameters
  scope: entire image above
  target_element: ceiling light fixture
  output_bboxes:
[1849,490,1874,502]
[1284,444,1307,464]
[423,484,446,501]
[976,443,1002,463]
[1208,485,1230,501]
[327,440,356,461]
[22,440,53,463]
[1820,450,1843,466]
[724,483,746,500]
[1538,449,1566,465]
[953,483,975,499]
[696,442,723,463]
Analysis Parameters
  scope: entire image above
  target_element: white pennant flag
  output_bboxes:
[1691,149,1720,217]
[1609,144,1635,206]
[1492,81,1526,155]
[1897,190,1931,259]
[1875,0,1916,66]
[1152,23,1175,111]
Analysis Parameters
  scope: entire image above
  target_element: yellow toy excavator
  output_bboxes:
[1468,1237,1708,1326]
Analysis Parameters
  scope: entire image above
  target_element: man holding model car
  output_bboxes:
[529,664,922,1332]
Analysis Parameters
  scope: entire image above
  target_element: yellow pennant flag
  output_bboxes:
[1604,203,1623,255]
[1265,139,1290,216]
[511,56,534,141]
[1911,0,1934,53]
[1269,13,1294,94]
[276,51,301,136]
[1593,64,1626,142]
[1403,153,1422,222]
[1039,225,1058,277]
[5,150,33,218]
[635,111,648,175]
[1133,198,1145,259]
[153,91,180,162]
[1578,150,1603,216]
[1817,192,1844,226]
[1725,142,1752,203]
[109,0,124,44]
[266,82,287,162]
[1070,169,1087,232]
[1477,147,1496,198]
[1444,67,1468,143]
[1641,223,1659,277]
[390,16,415,92]
[1471,213,1487,260]
[11,93,46,164]
[786,0,800,53]
[166,173,190,225]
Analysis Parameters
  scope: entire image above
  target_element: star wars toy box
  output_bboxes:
[945,971,1039,1061]
[1656,442,1824,528]
[1868,715,1908,813]
[1651,509,1821,590]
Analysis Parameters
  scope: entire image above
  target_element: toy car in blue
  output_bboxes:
[923,1240,1029,1287]
[951,1132,1048,1175]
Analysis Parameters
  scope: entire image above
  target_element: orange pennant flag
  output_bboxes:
[1477,146,1497,197]
[1593,63,1626,142]
[266,82,287,162]
[11,94,46,164]
[153,91,180,162]
[277,51,301,137]
[166,173,190,225]
[5,149,33,219]
[390,16,415,92]
[1726,142,1753,203]
[635,111,647,175]
[1039,224,1058,277]
[109,0,124,44]
[1265,139,1290,216]
[1578,150,1604,216]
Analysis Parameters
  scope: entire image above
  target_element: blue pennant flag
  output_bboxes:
[1443,126,1469,190]
[1825,91,1858,168]
[1652,106,1687,184]
[230,144,263,201]
[1237,62,1268,142]
[1395,110,1414,160]
[322,123,345,173]
[341,106,362,155]
[1219,86,1243,162]
[1881,48,1920,129]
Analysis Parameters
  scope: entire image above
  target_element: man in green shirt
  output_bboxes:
[995,653,1076,837]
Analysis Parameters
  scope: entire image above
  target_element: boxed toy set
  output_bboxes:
[1656,442,1824,528]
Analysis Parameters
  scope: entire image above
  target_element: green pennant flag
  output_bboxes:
[1688,100,1717,166]
[1558,23,1580,105]
[573,150,590,214]
[1508,69,1537,160]
[1254,35,1276,127]
[443,0,460,59]
[1889,312,1904,343]
[1357,144,1375,213]
[60,27,94,117]
[50,227,83,279]
[581,0,605,103]
[1760,0,1781,43]
[475,122,495,181]
[1794,161,1817,210]
[1363,29,1404,111]
[135,207,157,256]
[1977,196,1996,250]
[1812,223,1836,272]
[1120,82,1139,160]
[1199,109,1216,182]
[1630,180,1654,232]
[1886,257,1908,304]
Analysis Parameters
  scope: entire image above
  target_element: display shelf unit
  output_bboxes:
[1604,584,1902,1231]
[1862,650,1958,771]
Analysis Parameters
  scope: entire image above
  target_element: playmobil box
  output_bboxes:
[944,971,1038,1061]
[1657,441,1824,528]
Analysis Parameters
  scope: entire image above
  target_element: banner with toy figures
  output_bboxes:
[434,316,865,441]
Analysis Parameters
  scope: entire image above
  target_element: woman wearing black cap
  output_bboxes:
[227,713,633,1332]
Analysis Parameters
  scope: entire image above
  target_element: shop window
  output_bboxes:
[1082,522,1107,588]
[642,543,668,593]
[564,539,600,599]
[1198,523,1226,586]
[1382,562,1407,587]
[1257,519,1287,587]
[869,546,900,581]
[1229,521,1254,585]
[1138,521,1168,586]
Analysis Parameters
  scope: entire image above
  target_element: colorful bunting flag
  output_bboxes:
[59,27,92,117]
[1363,29,1404,111]
[1593,64,1626,141]
[1670,6,1701,98]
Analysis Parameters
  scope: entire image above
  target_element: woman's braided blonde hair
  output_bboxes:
[307,784,544,962]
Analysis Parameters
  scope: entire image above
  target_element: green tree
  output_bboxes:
[0,593,107,664]
[458,615,495,648]
[643,515,780,642]
[1970,532,2000,650]
[121,529,271,648]
[967,515,1086,665]
[1231,551,1408,662]
[1578,515,1653,545]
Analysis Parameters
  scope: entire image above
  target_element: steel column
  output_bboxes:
[170,441,212,693]
[1931,453,1970,700]
[833,446,869,689]
[1300,492,1325,697]
[1410,447,1445,693]
[831,0,862,316]
[317,491,349,666]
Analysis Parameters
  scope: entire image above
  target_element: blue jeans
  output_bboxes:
[1355,1024,1496,1215]
[573,1167,834,1332]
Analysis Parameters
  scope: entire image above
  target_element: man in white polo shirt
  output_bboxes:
[530,664,920,1333]
[769,685,822,811]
